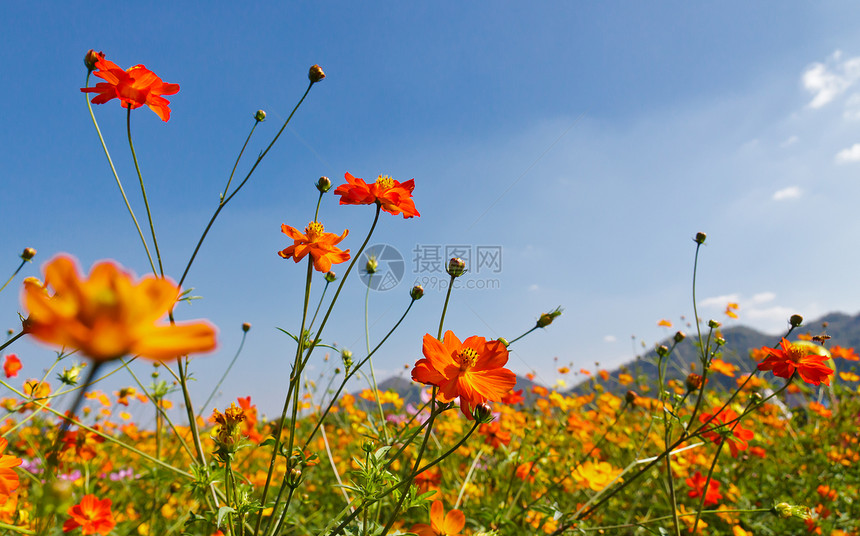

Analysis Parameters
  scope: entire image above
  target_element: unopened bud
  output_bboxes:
[316,176,332,193]
[84,50,103,72]
[685,373,703,392]
[674,331,686,343]
[308,64,326,83]
[473,403,494,423]
[536,307,563,328]
[497,337,509,348]
[656,345,669,358]
[341,349,353,370]
[715,336,726,346]
[446,258,466,277]
[242,322,251,333]
[694,232,707,245]
[707,319,721,329]
[254,109,266,122]
[325,271,337,283]
[20,248,36,261]
[361,440,374,453]
[365,255,378,274]
[288,468,303,487]
[410,285,424,300]
[625,390,638,405]
[789,314,803,328]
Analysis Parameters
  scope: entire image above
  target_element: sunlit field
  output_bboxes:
[1,51,858,536]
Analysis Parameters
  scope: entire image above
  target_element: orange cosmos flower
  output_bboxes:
[63,494,116,535]
[278,222,350,273]
[81,57,179,121]
[0,438,21,506]
[757,338,833,386]
[410,500,465,536]
[698,406,753,458]
[831,345,859,361]
[411,331,516,419]
[2,355,21,378]
[334,172,420,218]
[478,421,511,448]
[22,255,217,363]
[686,471,723,506]
[709,358,737,378]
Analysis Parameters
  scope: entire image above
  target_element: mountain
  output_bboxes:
[570,311,857,395]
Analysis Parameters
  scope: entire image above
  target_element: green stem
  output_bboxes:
[83,72,155,273]
[506,325,538,347]
[200,329,250,415]
[0,331,25,354]
[0,259,27,295]
[222,119,262,199]
[126,106,164,276]
[365,272,389,442]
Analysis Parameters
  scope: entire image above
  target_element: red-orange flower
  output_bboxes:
[478,421,511,448]
[278,222,350,273]
[411,500,465,536]
[81,57,179,121]
[0,438,21,505]
[3,355,21,378]
[334,172,420,218]
[757,338,833,386]
[412,331,516,419]
[22,255,217,363]
[686,471,722,506]
[831,345,859,361]
[63,494,116,535]
[698,406,754,458]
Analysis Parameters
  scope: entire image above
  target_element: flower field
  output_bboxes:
[0,51,858,536]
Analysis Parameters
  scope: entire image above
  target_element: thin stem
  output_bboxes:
[506,325,538,347]
[0,259,27,295]
[200,329,250,416]
[126,106,164,276]
[0,331,25,354]
[83,73,155,273]
[222,119,262,199]
[365,272,389,442]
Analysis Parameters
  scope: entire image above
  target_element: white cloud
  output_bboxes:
[603,335,616,343]
[802,50,860,109]
[746,306,796,322]
[835,143,860,163]
[528,284,540,291]
[772,186,801,200]
[699,294,740,308]
[780,135,799,147]
[751,292,776,304]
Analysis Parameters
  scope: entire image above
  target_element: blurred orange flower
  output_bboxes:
[278,222,350,273]
[686,471,723,506]
[22,256,217,363]
[831,345,859,361]
[658,319,672,327]
[2,355,20,378]
[335,172,420,218]
[81,57,179,121]
[757,338,833,386]
[411,500,464,536]
[709,358,737,377]
[698,406,753,458]
[412,331,516,419]
[63,494,116,535]
[0,438,21,505]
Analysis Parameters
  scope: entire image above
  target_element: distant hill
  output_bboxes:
[570,311,857,395]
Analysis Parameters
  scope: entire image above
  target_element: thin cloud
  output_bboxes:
[700,294,740,308]
[751,292,776,304]
[802,50,860,109]
[835,143,860,163]
[773,186,801,200]
[780,135,799,147]
[603,335,616,343]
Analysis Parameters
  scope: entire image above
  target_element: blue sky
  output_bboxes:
[4,2,860,419]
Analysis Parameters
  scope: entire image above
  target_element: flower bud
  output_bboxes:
[254,109,266,122]
[707,319,721,329]
[341,349,353,370]
[446,258,466,277]
[410,285,424,300]
[84,50,104,72]
[308,64,326,83]
[625,390,638,405]
[685,373,703,392]
[497,337,509,348]
[789,314,803,328]
[361,440,374,453]
[715,336,726,346]
[536,307,563,328]
[20,248,36,261]
[242,322,251,333]
[365,255,378,274]
[316,176,332,193]
[673,331,686,343]
[694,232,707,244]
[473,403,494,423]
[656,344,669,358]
[288,468,303,487]
[325,271,337,283]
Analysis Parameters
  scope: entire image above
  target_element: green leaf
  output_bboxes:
[216,506,236,528]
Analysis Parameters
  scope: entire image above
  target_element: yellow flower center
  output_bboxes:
[456,348,479,371]
[375,175,394,190]
[785,345,805,363]
[305,221,325,241]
